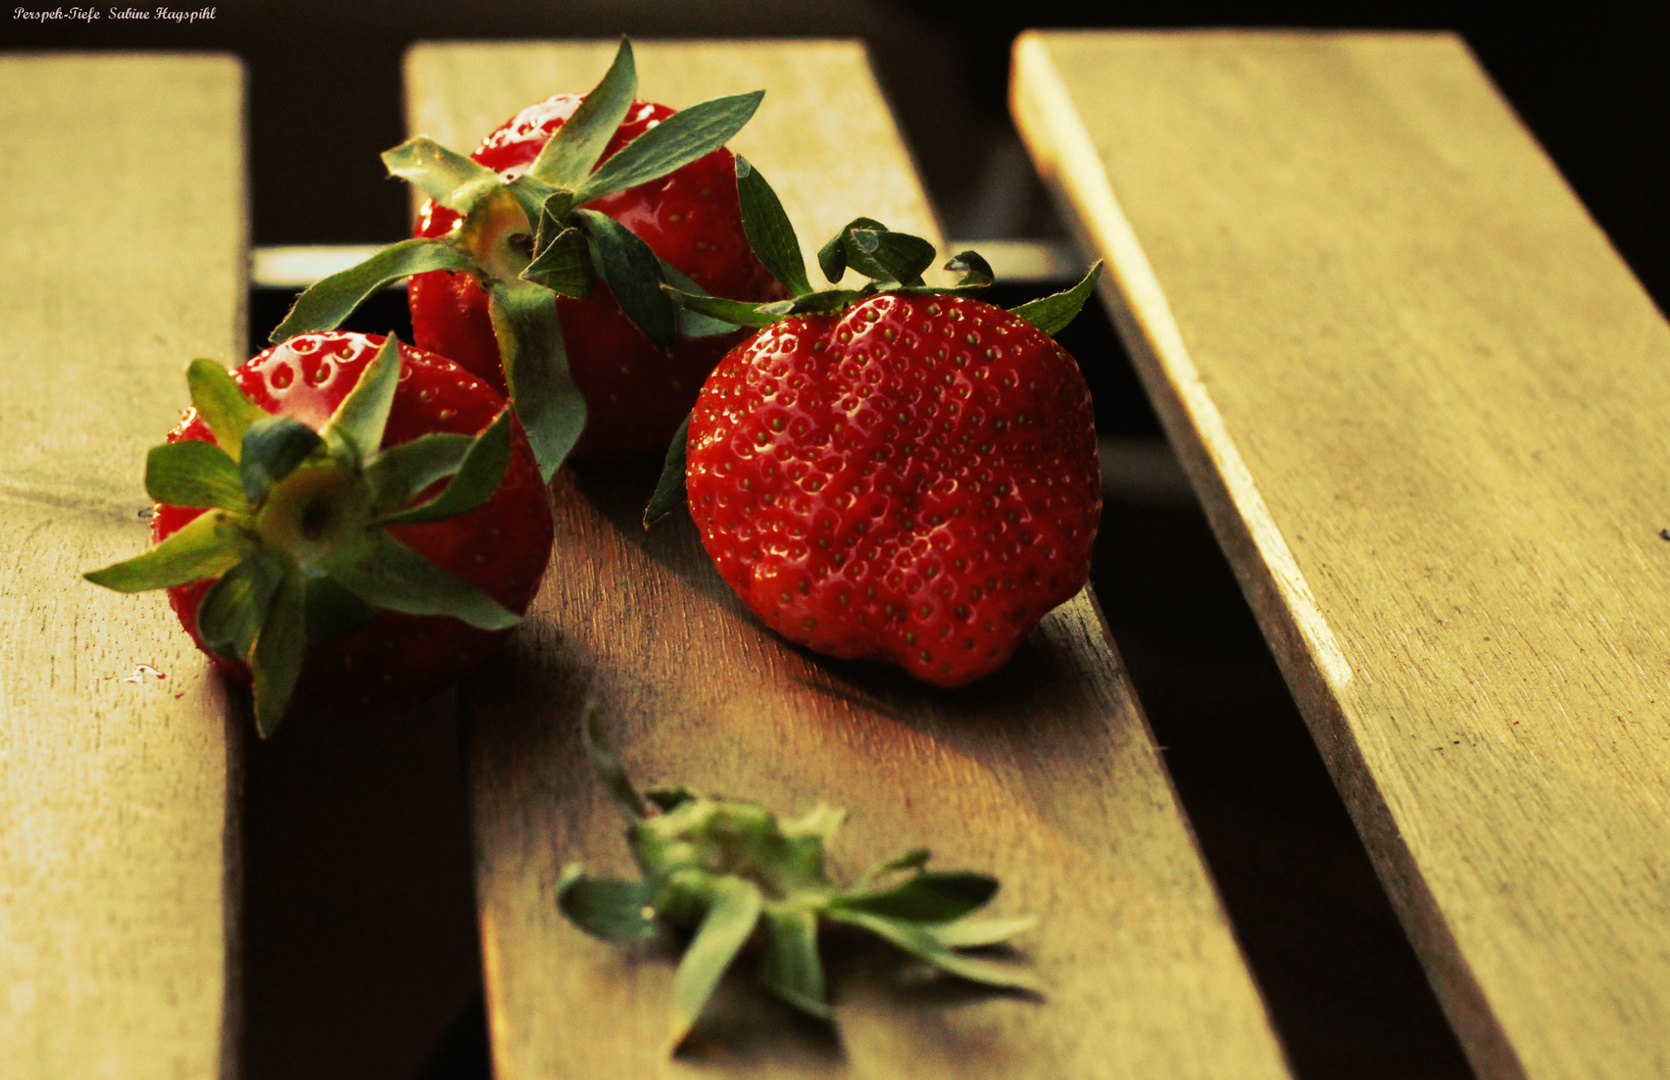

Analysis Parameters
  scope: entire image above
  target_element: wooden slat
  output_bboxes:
[409,40,1292,1080]
[0,56,247,1079]
[1013,30,1670,1080]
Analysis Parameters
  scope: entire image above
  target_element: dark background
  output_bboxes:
[5,1,1667,307]
[8,4,1667,1079]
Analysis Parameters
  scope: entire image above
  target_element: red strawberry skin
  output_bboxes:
[152,331,554,714]
[685,293,1101,687]
[409,94,783,463]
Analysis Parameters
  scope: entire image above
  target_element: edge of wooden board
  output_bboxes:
[1008,30,1545,1080]
[0,52,249,1080]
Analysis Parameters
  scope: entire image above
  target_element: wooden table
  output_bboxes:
[0,55,246,1080]
[22,30,1666,1080]
[1014,30,1670,1080]
[409,40,1290,1080]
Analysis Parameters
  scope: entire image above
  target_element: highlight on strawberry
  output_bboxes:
[84,332,554,736]
[646,157,1104,688]
[271,37,781,477]
[558,706,1037,1050]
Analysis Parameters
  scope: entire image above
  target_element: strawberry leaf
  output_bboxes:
[322,336,399,464]
[816,217,879,284]
[317,530,521,631]
[1008,260,1103,336]
[83,509,254,593]
[581,701,647,821]
[660,287,790,329]
[532,188,577,245]
[272,238,482,342]
[196,548,287,661]
[488,280,587,483]
[574,91,765,207]
[301,572,377,644]
[669,877,763,1047]
[788,289,866,315]
[857,847,930,886]
[364,432,473,514]
[521,223,593,298]
[817,218,936,287]
[830,871,998,923]
[505,173,562,235]
[734,155,811,296]
[847,227,935,287]
[557,865,658,942]
[251,566,307,738]
[942,250,995,292]
[921,915,1038,949]
[657,260,740,339]
[145,440,246,511]
[760,905,829,1019]
[186,359,265,462]
[822,908,1040,992]
[643,411,691,528]
[239,416,324,505]
[382,136,503,215]
[573,209,677,354]
[372,407,512,526]
[529,37,638,189]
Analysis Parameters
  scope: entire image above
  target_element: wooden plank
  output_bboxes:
[409,40,1293,1080]
[1013,30,1670,1080]
[0,56,247,1079]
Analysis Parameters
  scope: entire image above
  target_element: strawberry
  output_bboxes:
[272,37,778,480]
[650,164,1104,687]
[85,331,554,735]
[410,93,781,461]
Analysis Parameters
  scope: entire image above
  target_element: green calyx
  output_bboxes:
[558,706,1039,1050]
[665,154,1105,332]
[270,36,765,484]
[83,340,520,737]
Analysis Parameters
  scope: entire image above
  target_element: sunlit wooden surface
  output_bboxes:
[1014,30,1670,1080]
[0,55,246,1080]
[410,40,1293,1079]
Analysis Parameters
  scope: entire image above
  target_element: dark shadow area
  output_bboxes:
[893,0,1670,317]
[6,3,1664,311]
[414,991,492,1080]
[239,693,483,1080]
[238,298,482,1080]
[249,286,413,360]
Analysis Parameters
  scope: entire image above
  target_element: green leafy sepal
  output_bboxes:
[83,340,522,736]
[269,36,766,483]
[558,707,1039,1050]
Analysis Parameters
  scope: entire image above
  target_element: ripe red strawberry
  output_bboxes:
[411,93,781,461]
[273,38,780,480]
[87,331,553,734]
[650,170,1105,687]
[684,292,1099,686]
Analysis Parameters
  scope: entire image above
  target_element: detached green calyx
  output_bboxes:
[559,708,1039,1049]
[83,340,519,736]
[269,36,763,483]
[662,154,1104,334]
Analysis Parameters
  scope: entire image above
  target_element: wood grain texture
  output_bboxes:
[0,56,247,1079]
[1013,30,1670,1080]
[408,41,1292,1080]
